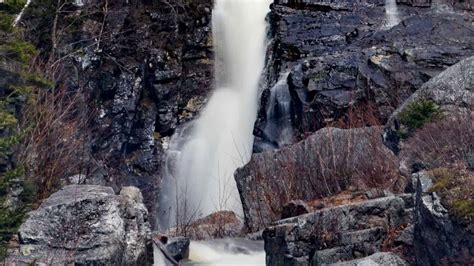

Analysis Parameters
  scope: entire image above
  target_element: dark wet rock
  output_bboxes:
[17,185,150,265]
[281,200,310,219]
[236,126,403,231]
[263,195,413,265]
[399,0,474,11]
[414,175,474,265]
[164,237,190,261]
[397,0,432,7]
[256,1,474,144]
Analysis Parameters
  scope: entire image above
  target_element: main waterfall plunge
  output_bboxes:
[158,0,271,230]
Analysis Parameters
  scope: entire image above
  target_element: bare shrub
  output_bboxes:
[244,126,402,230]
[401,112,474,170]
[331,101,383,129]
[18,83,90,199]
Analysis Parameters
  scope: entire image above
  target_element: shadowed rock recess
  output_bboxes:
[0,0,472,265]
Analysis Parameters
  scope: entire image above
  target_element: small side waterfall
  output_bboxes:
[254,73,294,152]
[158,0,272,230]
[385,0,400,28]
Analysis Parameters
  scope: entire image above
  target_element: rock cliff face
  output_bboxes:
[20,0,214,225]
[15,185,151,265]
[254,0,474,149]
[257,43,474,266]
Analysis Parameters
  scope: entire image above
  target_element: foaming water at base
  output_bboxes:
[189,242,265,266]
[154,239,265,266]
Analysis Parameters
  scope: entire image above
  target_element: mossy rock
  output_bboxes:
[429,168,474,223]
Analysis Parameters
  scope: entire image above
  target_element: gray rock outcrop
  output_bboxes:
[388,56,474,125]
[384,56,474,153]
[16,185,150,265]
[414,176,474,265]
[164,237,190,262]
[263,195,414,265]
[236,126,403,231]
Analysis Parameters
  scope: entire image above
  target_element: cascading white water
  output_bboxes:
[385,0,400,28]
[266,74,293,147]
[254,73,294,152]
[158,0,272,230]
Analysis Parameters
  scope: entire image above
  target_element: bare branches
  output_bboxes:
[18,82,90,199]
[96,0,108,50]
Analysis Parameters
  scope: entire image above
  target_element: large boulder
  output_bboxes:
[236,126,403,231]
[388,56,474,123]
[263,195,414,265]
[384,56,474,153]
[16,185,150,265]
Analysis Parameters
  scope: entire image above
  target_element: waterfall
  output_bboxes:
[385,0,400,28]
[158,0,272,230]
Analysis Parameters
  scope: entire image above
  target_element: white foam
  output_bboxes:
[158,0,272,229]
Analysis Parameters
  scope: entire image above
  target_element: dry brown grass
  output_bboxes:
[402,112,474,226]
[246,126,402,229]
[401,113,474,170]
[331,101,383,129]
[307,190,369,211]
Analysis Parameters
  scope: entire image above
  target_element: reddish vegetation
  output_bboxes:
[402,113,474,170]
[169,211,242,240]
[307,190,369,211]
[240,126,404,230]
[19,84,90,200]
